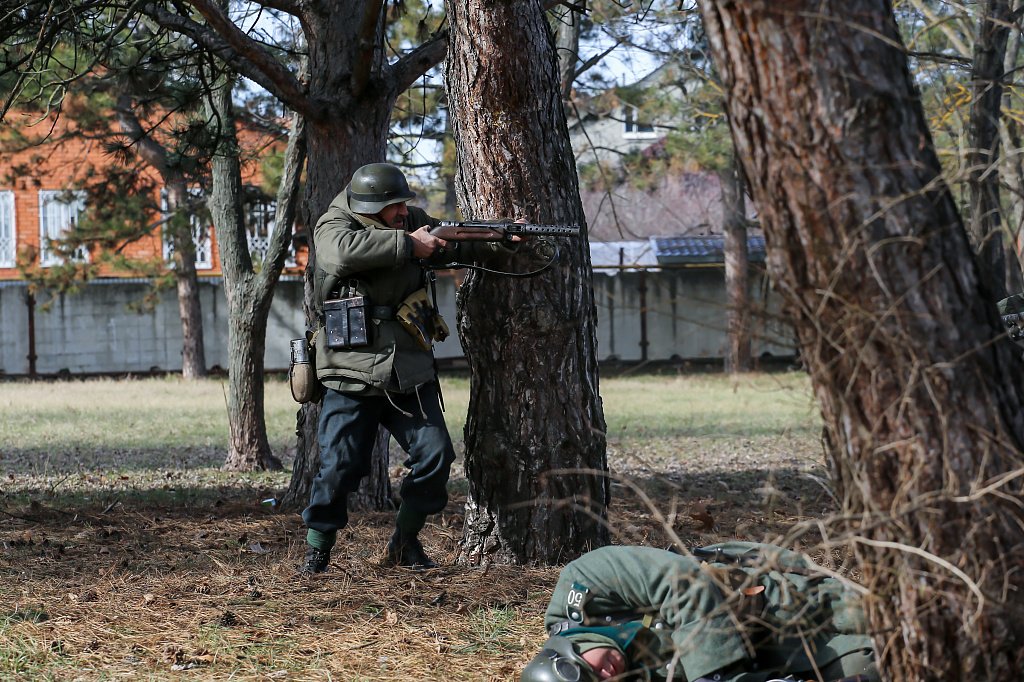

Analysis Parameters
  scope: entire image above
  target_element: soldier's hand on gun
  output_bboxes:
[409,225,452,258]
[508,218,531,243]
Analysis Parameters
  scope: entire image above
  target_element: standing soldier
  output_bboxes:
[520,543,878,682]
[300,162,523,574]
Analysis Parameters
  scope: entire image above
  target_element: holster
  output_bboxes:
[324,295,372,349]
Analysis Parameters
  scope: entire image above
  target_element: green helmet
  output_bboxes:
[347,163,416,214]
[520,636,598,682]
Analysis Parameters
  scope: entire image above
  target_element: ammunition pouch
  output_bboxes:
[396,288,449,351]
[289,332,321,404]
[324,295,372,349]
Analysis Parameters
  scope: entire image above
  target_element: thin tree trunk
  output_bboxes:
[720,157,749,374]
[554,2,582,102]
[968,0,1012,301]
[445,0,608,564]
[114,93,207,379]
[697,1,1024,679]
[174,250,207,379]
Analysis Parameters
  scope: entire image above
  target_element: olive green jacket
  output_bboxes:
[545,543,874,682]
[312,185,506,391]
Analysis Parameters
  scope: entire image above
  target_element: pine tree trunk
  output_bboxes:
[114,95,207,379]
[697,2,1024,679]
[204,77,301,472]
[175,252,207,379]
[968,0,1012,300]
[554,3,582,102]
[720,159,749,374]
[445,0,608,564]
[282,108,396,508]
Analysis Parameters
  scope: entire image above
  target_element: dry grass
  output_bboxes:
[0,371,837,681]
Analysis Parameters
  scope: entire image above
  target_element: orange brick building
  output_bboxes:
[0,112,307,281]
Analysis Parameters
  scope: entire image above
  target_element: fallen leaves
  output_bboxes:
[689,500,716,531]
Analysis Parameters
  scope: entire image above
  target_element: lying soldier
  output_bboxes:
[520,542,878,682]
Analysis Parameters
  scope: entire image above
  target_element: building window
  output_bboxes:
[623,105,658,139]
[0,190,14,268]
[161,188,213,270]
[245,196,297,268]
[38,189,88,267]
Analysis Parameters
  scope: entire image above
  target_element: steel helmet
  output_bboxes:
[347,163,416,214]
[520,635,598,682]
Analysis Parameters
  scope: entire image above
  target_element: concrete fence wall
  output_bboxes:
[0,268,794,376]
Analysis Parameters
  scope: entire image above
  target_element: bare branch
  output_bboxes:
[141,1,318,120]
[389,31,447,94]
[351,0,385,98]
[248,0,304,19]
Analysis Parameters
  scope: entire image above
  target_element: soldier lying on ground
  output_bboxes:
[520,542,879,682]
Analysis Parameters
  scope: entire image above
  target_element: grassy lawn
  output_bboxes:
[0,371,829,681]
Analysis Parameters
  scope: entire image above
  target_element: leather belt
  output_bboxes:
[371,305,396,321]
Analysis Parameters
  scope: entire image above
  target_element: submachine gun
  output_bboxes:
[427,220,581,277]
[429,220,580,244]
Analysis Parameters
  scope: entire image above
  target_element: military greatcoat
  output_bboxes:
[544,543,877,682]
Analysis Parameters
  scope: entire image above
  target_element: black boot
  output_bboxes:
[299,544,331,575]
[385,527,437,569]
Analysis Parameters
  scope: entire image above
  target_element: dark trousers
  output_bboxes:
[302,382,456,535]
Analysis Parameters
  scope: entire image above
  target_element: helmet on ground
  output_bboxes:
[520,635,598,682]
[347,163,416,214]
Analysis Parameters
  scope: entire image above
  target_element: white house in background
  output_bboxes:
[567,60,699,167]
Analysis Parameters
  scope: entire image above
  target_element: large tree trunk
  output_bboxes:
[279,0,426,509]
[282,108,397,506]
[720,157,749,374]
[697,1,1024,679]
[445,0,608,564]
[968,0,1013,301]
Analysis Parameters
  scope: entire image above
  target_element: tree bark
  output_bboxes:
[275,0,432,508]
[205,76,306,471]
[696,1,1024,679]
[445,0,609,564]
[968,0,1013,301]
[720,157,749,374]
[998,0,1024,295]
[554,2,582,102]
[173,243,207,379]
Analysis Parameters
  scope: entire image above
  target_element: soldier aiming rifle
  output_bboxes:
[297,162,579,575]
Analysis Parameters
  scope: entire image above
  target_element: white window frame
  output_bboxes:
[0,190,14,268]
[622,105,659,140]
[244,196,297,268]
[161,188,213,271]
[38,189,88,267]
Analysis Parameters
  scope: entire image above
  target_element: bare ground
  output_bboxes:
[0,426,842,681]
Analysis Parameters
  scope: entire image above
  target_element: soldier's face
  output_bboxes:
[580,647,626,680]
[378,202,409,230]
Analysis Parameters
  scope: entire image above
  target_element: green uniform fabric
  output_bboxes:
[544,543,875,682]
[998,293,1024,315]
[312,185,508,392]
